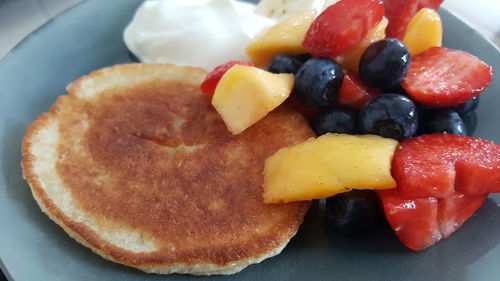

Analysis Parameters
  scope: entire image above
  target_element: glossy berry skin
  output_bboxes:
[378,133,500,250]
[383,0,444,39]
[311,108,357,136]
[461,110,477,136]
[303,0,385,57]
[326,190,384,234]
[336,72,380,110]
[294,53,313,63]
[359,94,418,141]
[382,84,409,96]
[359,39,411,89]
[267,54,303,74]
[392,134,500,198]
[294,57,344,107]
[454,96,480,115]
[402,47,493,107]
[424,109,467,136]
[377,189,486,251]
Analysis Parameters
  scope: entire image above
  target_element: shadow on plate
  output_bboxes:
[317,197,500,281]
[128,51,140,63]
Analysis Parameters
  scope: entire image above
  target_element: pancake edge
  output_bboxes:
[21,63,310,275]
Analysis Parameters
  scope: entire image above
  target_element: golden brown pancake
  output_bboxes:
[21,64,314,275]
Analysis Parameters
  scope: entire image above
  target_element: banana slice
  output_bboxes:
[255,0,325,20]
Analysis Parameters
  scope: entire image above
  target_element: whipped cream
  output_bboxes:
[123,0,276,71]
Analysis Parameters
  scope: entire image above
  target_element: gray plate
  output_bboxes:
[1,0,499,280]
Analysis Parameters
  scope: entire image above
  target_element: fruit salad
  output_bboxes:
[202,0,498,251]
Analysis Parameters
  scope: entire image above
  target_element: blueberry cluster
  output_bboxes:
[268,39,478,143]
[267,39,480,231]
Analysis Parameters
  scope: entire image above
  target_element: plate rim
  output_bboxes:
[1,1,499,280]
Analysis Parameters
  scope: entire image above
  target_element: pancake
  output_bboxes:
[21,63,314,275]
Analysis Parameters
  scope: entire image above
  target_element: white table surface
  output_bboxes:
[0,0,499,60]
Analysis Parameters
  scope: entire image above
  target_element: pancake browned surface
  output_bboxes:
[21,63,313,275]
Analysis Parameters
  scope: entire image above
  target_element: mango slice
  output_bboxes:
[263,134,398,203]
[245,10,316,67]
[402,8,442,56]
[212,65,294,135]
[335,17,388,72]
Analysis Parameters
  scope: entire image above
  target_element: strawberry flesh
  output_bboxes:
[336,72,380,110]
[378,189,441,251]
[393,134,500,198]
[379,134,499,250]
[438,193,486,238]
[383,0,444,39]
[303,0,385,58]
[401,47,493,107]
[455,159,500,195]
[378,189,486,250]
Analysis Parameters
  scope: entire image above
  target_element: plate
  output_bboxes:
[1,0,499,280]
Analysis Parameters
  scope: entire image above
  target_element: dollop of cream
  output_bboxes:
[124,0,276,71]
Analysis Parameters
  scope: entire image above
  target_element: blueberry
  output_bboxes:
[267,54,303,74]
[453,96,480,115]
[461,110,477,136]
[294,53,313,63]
[359,93,418,141]
[311,108,357,136]
[359,39,411,89]
[294,57,344,107]
[326,190,384,234]
[424,109,467,136]
[381,84,408,96]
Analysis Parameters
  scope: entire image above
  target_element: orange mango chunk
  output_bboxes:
[402,8,442,56]
[335,17,388,72]
[246,10,316,67]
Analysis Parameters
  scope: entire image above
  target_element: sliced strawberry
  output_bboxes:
[378,189,486,250]
[336,72,380,110]
[383,0,444,39]
[377,189,441,251]
[379,134,498,250]
[392,134,500,198]
[303,0,384,58]
[401,47,493,107]
[455,158,500,195]
[438,193,486,238]
[200,61,254,95]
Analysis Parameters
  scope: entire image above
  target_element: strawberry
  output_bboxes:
[377,190,441,250]
[378,189,486,251]
[336,72,380,110]
[455,160,500,195]
[392,134,500,198]
[383,0,444,39]
[200,61,254,95]
[378,134,499,250]
[437,193,486,238]
[401,47,493,107]
[302,0,384,58]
